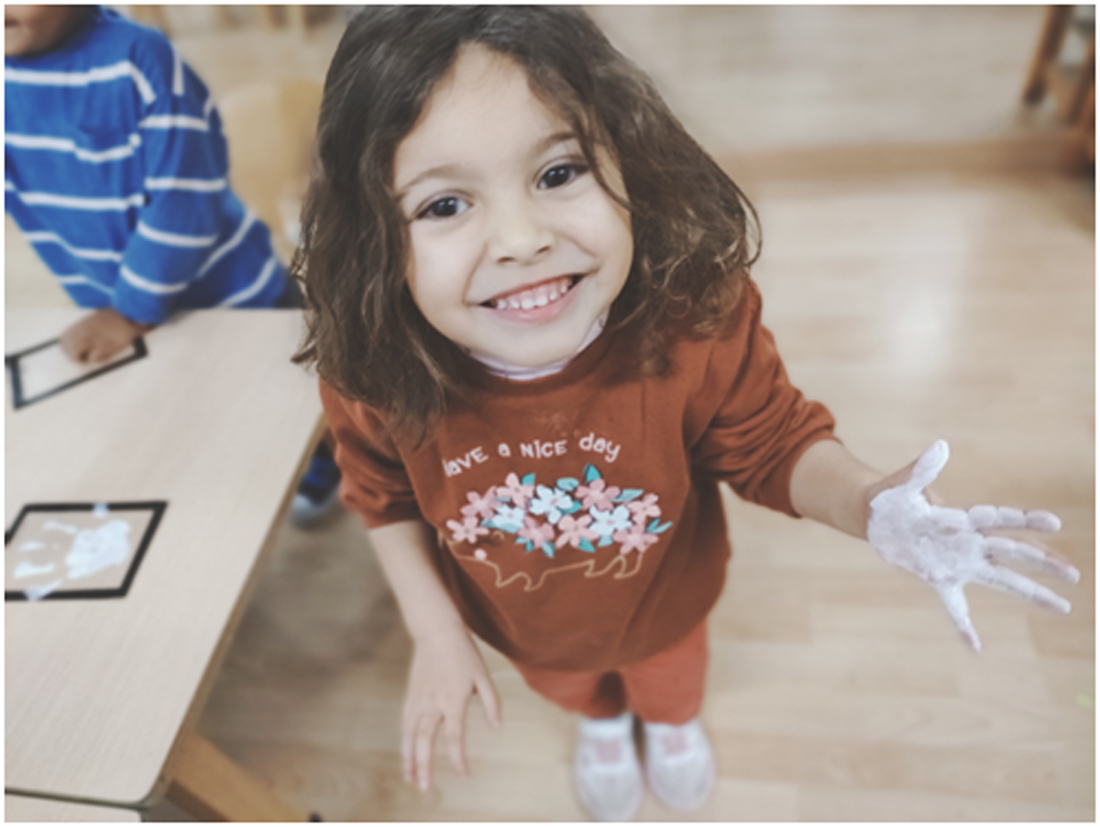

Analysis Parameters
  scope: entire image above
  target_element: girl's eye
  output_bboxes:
[538,162,587,190]
[417,196,468,220]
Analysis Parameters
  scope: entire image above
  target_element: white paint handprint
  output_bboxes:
[65,519,132,580]
[867,440,1080,651]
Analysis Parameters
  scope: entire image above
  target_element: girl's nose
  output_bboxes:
[487,201,553,265]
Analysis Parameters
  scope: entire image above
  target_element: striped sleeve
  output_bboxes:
[110,36,232,323]
[6,9,287,318]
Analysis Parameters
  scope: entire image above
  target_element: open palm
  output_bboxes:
[866,440,1080,651]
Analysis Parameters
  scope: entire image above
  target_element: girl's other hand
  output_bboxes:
[59,308,151,364]
[402,623,501,792]
[866,440,1080,652]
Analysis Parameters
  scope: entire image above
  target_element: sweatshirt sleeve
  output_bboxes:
[319,380,425,529]
[690,278,838,515]
[110,35,233,324]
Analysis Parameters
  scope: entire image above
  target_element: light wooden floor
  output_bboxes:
[4,6,1093,822]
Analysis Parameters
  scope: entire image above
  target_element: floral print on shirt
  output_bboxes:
[445,463,673,560]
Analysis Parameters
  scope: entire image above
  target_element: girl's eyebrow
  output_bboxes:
[536,130,579,155]
[396,131,580,199]
[396,163,466,199]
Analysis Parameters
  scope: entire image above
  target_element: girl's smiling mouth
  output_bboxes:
[479,274,583,318]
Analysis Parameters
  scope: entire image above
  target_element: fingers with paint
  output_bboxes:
[867,440,1079,652]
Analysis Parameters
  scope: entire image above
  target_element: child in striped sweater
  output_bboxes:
[5,5,338,525]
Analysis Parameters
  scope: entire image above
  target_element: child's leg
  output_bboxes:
[249,272,341,528]
[509,624,710,820]
[511,662,626,719]
[618,619,708,724]
[291,437,343,527]
[510,663,640,821]
[618,620,714,813]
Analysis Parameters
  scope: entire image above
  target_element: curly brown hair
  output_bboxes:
[292,5,760,439]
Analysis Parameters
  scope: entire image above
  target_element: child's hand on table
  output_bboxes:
[867,440,1080,652]
[60,308,152,365]
[403,623,501,792]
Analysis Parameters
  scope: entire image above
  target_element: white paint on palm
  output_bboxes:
[867,440,1078,652]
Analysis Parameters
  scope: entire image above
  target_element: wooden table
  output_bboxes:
[5,793,139,822]
[5,309,323,820]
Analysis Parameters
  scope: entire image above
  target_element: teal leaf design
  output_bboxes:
[557,477,579,492]
[647,519,673,534]
[578,539,596,553]
[521,472,536,486]
[615,489,644,503]
[584,464,601,483]
[541,542,556,558]
[487,517,520,534]
[560,501,581,515]
[598,535,614,548]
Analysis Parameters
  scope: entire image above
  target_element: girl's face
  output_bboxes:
[394,45,634,369]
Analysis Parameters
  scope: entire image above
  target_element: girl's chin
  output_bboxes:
[466,303,608,370]
[477,348,575,370]
[470,331,590,371]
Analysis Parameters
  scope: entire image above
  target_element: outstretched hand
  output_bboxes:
[866,440,1079,651]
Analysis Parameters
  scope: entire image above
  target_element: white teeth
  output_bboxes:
[489,275,576,312]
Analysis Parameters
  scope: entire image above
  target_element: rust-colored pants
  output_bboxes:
[509,621,708,724]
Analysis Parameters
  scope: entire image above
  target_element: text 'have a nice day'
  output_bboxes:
[442,431,621,477]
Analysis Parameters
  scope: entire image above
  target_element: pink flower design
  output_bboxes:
[613,524,659,555]
[628,493,661,525]
[496,472,534,510]
[576,478,621,511]
[447,516,489,544]
[460,487,497,520]
[518,516,555,548]
[555,514,600,549]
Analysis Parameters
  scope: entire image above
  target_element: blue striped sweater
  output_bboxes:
[4,7,289,324]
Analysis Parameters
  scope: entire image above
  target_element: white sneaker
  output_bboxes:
[642,718,715,812]
[573,712,643,822]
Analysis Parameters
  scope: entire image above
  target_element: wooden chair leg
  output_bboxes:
[128,5,171,35]
[1023,5,1074,103]
[1066,36,1095,122]
[215,7,237,30]
[257,6,281,30]
[1064,82,1095,173]
[286,5,307,35]
[165,732,309,822]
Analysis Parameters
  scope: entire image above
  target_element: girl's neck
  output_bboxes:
[468,313,608,381]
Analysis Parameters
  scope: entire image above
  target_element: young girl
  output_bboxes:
[293,7,1080,821]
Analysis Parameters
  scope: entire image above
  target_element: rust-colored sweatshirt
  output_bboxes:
[320,279,836,671]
